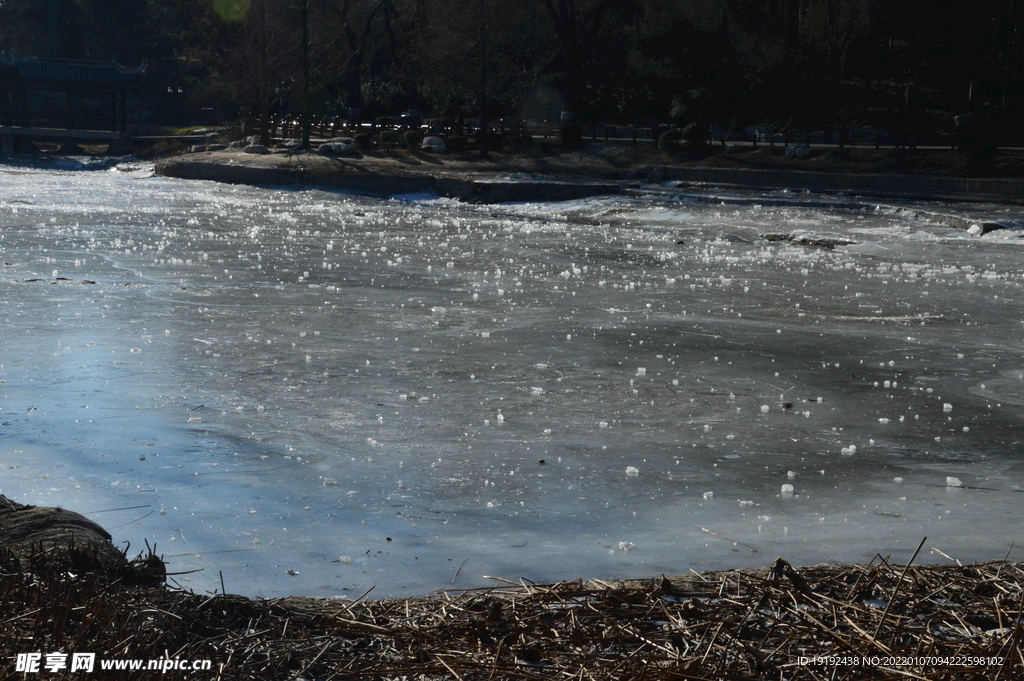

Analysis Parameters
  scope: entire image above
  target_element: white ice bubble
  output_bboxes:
[636,367,646,376]
[703,491,714,500]
[943,403,953,412]
[337,555,352,565]
[780,484,794,495]
[625,466,639,477]
[618,541,635,552]
[878,418,890,424]
[787,471,796,479]
[841,445,857,455]
[760,405,770,413]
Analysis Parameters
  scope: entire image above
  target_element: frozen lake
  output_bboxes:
[2,160,1024,599]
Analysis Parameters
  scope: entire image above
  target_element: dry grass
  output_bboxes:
[2,550,1021,680]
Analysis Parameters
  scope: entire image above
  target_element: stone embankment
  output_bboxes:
[155,155,620,204]
[660,166,1024,204]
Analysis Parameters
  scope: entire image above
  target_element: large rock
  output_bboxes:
[421,136,447,153]
[785,143,810,159]
[319,139,359,156]
[0,495,164,586]
[244,144,269,154]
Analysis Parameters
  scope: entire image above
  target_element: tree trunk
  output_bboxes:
[300,0,311,150]
[478,0,489,159]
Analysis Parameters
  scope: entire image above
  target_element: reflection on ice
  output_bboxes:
[1,163,1023,597]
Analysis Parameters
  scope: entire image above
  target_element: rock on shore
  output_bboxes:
[0,495,164,586]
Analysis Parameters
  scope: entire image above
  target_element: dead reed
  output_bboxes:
[1,553,1021,680]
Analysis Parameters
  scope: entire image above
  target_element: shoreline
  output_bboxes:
[154,145,1024,205]
[4,541,1020,679]
[3,494,1019,677]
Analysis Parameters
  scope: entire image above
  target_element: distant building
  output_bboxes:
[0,56,145,153]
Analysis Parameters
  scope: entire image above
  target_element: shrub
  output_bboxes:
[481,132,503,151]
[377,129,402,151]
[511,134,534,151]
[657,129,682,154]
[446,135,467,152]
[681,123,709,145]
[561,123,583,150]
[353,133,373,151]
[403,130,423,150]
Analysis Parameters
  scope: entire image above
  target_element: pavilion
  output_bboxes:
[0,56,145,154]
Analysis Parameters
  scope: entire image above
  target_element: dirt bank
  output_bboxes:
[155,144,1024,204]
[3,546,1019,679]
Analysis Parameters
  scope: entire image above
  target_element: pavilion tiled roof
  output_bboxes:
[0,58,145,86]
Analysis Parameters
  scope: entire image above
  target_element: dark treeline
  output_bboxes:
[1,0,1022,139]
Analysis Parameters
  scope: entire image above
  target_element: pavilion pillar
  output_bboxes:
[119,87,127,132]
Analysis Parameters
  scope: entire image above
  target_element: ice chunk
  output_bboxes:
[625,466,639,477]
[636,367,646,376]
[760,405,770,413]
[703,491,714,500]
[618,542,635,552]
[943,403,953,412]
[878,418,890,424]
[946,476,964,488]
[780,484,794,495]
[840,445,856,455]
[323,477,338,486]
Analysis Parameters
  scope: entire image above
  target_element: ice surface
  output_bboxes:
[1,162,1023,598]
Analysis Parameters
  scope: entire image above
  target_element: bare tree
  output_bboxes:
[538,0,642,116]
